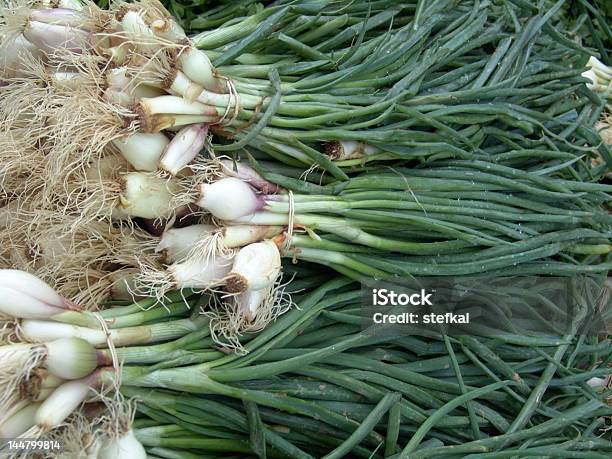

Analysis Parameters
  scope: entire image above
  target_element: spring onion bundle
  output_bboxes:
[1,0,610,302]
[0,0,610,457]
[0,274,608,457]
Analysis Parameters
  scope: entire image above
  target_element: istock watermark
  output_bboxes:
[361,276,610,337]
[372,288,433,306]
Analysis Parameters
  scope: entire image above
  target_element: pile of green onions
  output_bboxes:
[1,0,610,303]
[0,0,610,456]
[1,273,609,457]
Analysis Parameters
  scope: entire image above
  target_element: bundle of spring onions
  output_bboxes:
[0,0,610,456]
[0,273,610,457]
[2,0,610,302]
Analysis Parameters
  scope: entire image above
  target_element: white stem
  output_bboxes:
[24,21,91,53]
[0,270,76,318]
[46,338,98,380]
[237,288,266,321]
[168,70,205,103]
[582,68,597,89]
[35,379,91,431]
[120,11,154,41]
[196,178,262,219]
[140,95,221,116]
[0,270,64,306]
[156,224,216,263]
[588,56,612,78]
[593,65,612,81]
[0,403,40,438]
[178,47,224,93]
[196,88,248,107]
[159,123,209,175]
[21,320,108,346]
[20,321,167,347]
[147,114,219,131]
[99,430,146,459]
[219,160,281,193]
[169,254,234,289]
[231,211,289,226]
[113,133,170,172]
[118,173,179,219]
[225,240,281,293]
[107,67,132,89]
[223,225,283,248]
[1,35,41,78]
[29,8,88,29]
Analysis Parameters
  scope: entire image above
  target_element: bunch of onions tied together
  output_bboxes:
[0,269,212,455]
[0,0,221,212]
[1,0,293,347]
[130,159,289,349]
[0,0,264,319]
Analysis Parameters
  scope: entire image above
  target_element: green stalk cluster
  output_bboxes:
[187,0,611,181]
[102,277,611,458]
